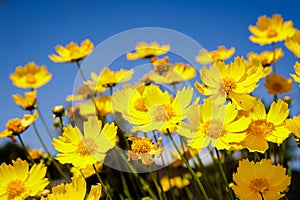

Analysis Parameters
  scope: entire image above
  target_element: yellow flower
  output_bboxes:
[264,73,292,94]
[28,148,44,160]
[249,14,296,45]
[10,62,52,89]
[247,48,284,67]
[85,67,134,89]
[12,90,37,110]
[285,30,300,58]
[232,159,291,200]
[127,137,163,165]
[148,63,196,84]
[127,41,170,60]
[285,115,300,138]
[151,56,169,72]
[240,100,290,153]
[0,158,49,200]
[170,146,200,167]
[290,62,300,83]
[66,85,97,101]
[71,162,103,179]
[195,57,264,110]
[179,99,251,150]
[53,116,118,169]
[49,39,94,63]
[160,176,191,192]
[42,176,101,200]
[195,46,235,64]
[77,95,113,117]
[0,111,38,138]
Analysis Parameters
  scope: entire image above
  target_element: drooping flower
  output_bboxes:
[285,115,300,138]
[0,111,38,138]
[264,73,292,94]
[52,116,118,169]
[195,46,235,64]
[248,14,296,45]
[10,62,52,89]
[195,57,264,110]
[0,158,49,200]
[127,137,163,165]
[49,39,94,63]
[247,48,284,67]
[41,176,101,200]
[240,100,290,153]
[12,90,37,110]
[232,159,291,200]
[179,99,251,150]
[290,62,300,83]
[285,30,300,58]
[127,41,170,60]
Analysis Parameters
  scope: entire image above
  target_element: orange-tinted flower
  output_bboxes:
[285,30,300,58]
[12,90,37,110]
[264,73,292,94]
[247,48,284,67]
[127,42,170,60]
[195,46,235,64]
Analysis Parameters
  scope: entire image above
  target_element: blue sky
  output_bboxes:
[1,0,300,167]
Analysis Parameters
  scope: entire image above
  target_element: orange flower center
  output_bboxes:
[131,138,152,154]
[134,98,148,112]
[77,138,97,156]
[250,178,270,193]
[6,118,26,133]
[153,104,176,122]
[26,74,36,84]
[247,120,275,136]
[203,119,225,139]
[271,82,283,92]
[7,180,26,199]
[267,29,278,38]
[221,77,237,94]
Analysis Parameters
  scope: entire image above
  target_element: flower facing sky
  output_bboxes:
[195,46,235,64]
[127,137,163,165]
[232,159,291,200]
[53,116,118,169]
[290,62,300,83]
[285,30,300,58]
[0,111,38,138]
[10,62,52,89]
[126,41,170,60]
[240,100,290,153]
[49,39,94,63]
[247,48,284,67]
[12,90,37,110]
[0,158,49,200]
[249,14,296,45]
[42,177,101,200]
[195,57,264,110]
[264,73,292,95]
[285,115,300,138]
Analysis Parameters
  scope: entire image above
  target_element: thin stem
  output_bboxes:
[59,116,64,133]
[36,106,54,138]
[76,61,88,82]
[93,164,113,200]
[271,42,276,73]
[149,172,164,200]
[17,134,34,163]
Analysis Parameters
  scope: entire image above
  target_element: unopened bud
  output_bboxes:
[52,105,65,117]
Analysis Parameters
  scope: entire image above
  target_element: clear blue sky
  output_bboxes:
[1,0,300,167]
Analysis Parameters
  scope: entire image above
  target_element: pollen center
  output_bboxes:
[131,138,152,154]
[221,77,237,94]
[7,180,26,199]
[203,119,224,139]
[26,74,36,84]
[134,98,148,112]
[153,104,176,122]
[267,29,278,38]
[250,178,270,193]
[6,118,26,133]
[271,82,283,92]
[247,120,275,136]
[77,138,97,156]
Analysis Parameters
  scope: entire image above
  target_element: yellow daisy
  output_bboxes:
[290,62,300,83]
[179,99,251,150]
[232,159,291,200]
[71,162,103,179]
[240,100,290,153]
[127,41,170,60]
[249,14,296,45]
[12,90,37,110]
[195,46,235,64]
[77,95,113,117]
[285,115,300,138]
[127,137,163,165]
[42,176,101,200]
[52,116,118,169]
[195,57,264,110]
[0,158,49,200]
[49,39,94,63]
[0,111,38,138]
[264,73,293,94]
[10,62,52,89]
[247,48,284,67]
[285,30,300,58]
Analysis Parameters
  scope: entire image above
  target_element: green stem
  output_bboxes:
[149,172,164,200]
[271,42,276,73]
[58,116,64,133]
[93,164,113,200]
[76,61,88,82]
[17,134,34,163]
[36,106,54,138]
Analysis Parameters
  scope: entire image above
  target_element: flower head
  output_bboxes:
[264,73,292,94]
[127,41,170,60]
[247,48,284,67]
[71,162,103,179]
[10,62,52,89]
[127,137,163,165]
[195,46,235,64]
[285,30,300,58]
[77,95,113,118]
[52,116,118,169]
[49,39,94,63]
[232,159,291,200]
[290,62,300,83]
[0,111,38,138]
[66,85,97,101]
[12,90,37,110]
[285,115,300,138]
[160,176,191,192]
[0,158,49,200]
[249,14,295,45]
